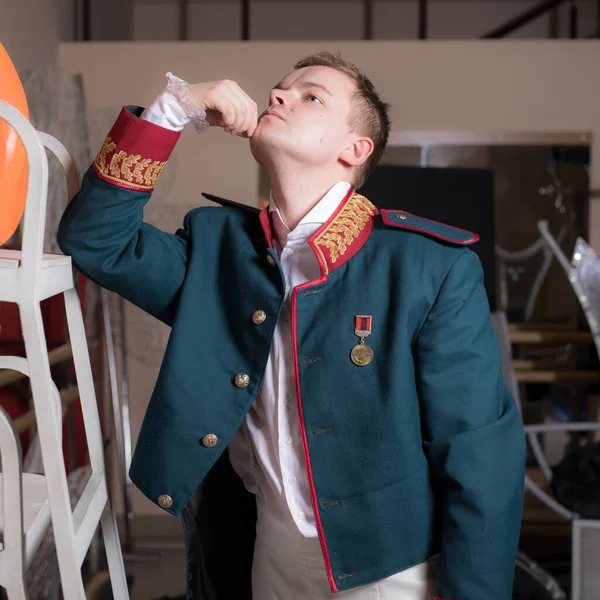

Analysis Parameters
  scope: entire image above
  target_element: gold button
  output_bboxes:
[157,494,173,509]
[266,255,276,267]
[397,214,407,220]
[234,373,250,388]
[252,310,267,325]
[202,433,218,448]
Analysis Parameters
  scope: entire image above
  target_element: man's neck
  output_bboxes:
[268,166,347,231]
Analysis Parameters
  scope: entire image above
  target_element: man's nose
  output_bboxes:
[269,89,288,107]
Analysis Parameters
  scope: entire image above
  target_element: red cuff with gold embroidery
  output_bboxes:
[92,106,181,192]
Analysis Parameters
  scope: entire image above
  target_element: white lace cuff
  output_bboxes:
[165,72,210,134]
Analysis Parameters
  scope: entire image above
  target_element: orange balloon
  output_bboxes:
[0,43,29,245]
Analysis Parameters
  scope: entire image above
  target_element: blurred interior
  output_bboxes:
[3,1,600,598]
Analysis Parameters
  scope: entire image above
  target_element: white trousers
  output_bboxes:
[252,517,437,600]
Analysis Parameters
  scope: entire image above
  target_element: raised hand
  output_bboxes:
[187,80,258,138]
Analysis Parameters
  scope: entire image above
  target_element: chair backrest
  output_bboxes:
[0,101,80,281]
[0,43,30,246]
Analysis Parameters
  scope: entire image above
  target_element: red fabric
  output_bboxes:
[291,278,338,593]
[259,207,274,249]
[92,106,181,192]
[355,315,372,333]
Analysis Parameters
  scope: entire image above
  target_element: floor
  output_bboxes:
[85,547,186,600]
[128,547,186,600]
[86,516,188,600]
[126,516,186,600]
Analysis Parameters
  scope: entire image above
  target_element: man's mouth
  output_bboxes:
[263,110,286,121]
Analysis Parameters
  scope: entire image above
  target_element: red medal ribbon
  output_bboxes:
[355,315,372,337]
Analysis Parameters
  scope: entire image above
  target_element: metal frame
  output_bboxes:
[178,0,189,41]
[363,0,373,40]
[569,1,579,38]
[386,130,592,148]
[572,518,600,599]
[81,0,600,41]
[549,5,560,37]
[386,130,593,173]
[418,0,428,39]
[482,0,568,39]
[493,309,600,600]
[242,0,251,40]
[82,0,91,41]
[527,224,600,600]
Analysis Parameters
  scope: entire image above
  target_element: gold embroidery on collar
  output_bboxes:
[312,192,377,275]
[93,136,167,191]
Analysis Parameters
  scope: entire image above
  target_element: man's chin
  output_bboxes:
[249,135,266,165]
[249,131,280,162]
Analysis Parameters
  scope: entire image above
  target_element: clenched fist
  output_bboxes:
[187,80,258,138]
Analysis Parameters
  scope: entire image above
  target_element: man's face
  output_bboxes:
[250,65,358,170]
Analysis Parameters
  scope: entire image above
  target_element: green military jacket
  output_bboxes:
[57,106,525,600]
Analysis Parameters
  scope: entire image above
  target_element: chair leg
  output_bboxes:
[63,287,105,471]
[19,300,86,600]
[63,287,129,599]
[572,519,582,600]
[101,502,130,599]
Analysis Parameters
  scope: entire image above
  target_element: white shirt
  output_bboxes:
[141,90,352,538]
[228,182,352,539]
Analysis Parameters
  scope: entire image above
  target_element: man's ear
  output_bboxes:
[339,137,374,168]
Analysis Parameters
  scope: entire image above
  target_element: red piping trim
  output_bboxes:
[259,208,274,248]
[380,209,479,244]
[385,208,478,237]
[291,278,338,593]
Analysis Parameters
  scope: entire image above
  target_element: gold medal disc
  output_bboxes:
[351,343,374,366]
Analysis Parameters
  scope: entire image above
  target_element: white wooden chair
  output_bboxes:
[0,100,129,599]
[0,394,48,599]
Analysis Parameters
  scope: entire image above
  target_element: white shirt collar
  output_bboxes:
[269,181,352,246]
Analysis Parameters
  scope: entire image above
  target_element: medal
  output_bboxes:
[351,315,374,366]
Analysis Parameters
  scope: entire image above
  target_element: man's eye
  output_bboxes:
[307,95,322,103]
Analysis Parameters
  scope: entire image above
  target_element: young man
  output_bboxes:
[58,52,525,600]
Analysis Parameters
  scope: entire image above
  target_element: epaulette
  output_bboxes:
[202,192,260,213]
[380,209,479,245]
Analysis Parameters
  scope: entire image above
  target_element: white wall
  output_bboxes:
[1,0,59,73]
[59,39,600,515]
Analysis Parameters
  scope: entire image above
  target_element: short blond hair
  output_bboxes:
[294,52,391,188]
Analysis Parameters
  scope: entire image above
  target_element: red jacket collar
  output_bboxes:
[259,187,378,277]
